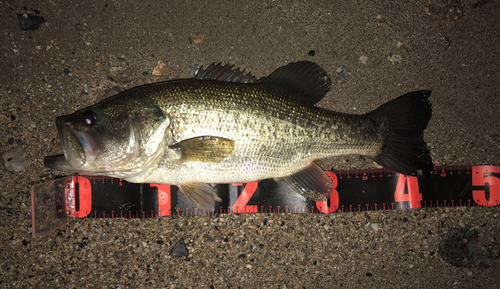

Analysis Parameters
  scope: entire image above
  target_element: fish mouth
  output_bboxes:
[44,117,101,171]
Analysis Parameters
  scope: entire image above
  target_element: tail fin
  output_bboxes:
[370,90,433,176]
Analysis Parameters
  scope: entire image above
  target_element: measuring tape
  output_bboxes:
[31,165,499,237]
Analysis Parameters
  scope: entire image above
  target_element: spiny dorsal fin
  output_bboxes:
[259,61,332,106]
[102,86,122,98]
[196,63,257,83]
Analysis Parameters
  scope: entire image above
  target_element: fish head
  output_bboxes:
[45,96,169,178]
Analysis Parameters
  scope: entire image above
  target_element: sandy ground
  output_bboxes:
[1,0,500,288]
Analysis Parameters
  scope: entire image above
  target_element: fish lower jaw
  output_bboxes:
[101,162,162,183]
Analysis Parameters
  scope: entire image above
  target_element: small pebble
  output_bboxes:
[2,148,28,172]
[152,60,167,76]
[335,66,349,84]
[388,54,402,64]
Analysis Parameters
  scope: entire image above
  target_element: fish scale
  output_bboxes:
[141,81,377,182]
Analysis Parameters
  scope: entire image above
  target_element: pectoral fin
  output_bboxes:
[280,162,333,201]
[169,136,235,163]
[178,183,218,211]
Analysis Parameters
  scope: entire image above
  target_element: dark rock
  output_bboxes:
[17,14,45,31]
[439,227,498,268]
[171,238,189,258]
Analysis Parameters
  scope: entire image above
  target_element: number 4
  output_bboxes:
[394,174,422,208]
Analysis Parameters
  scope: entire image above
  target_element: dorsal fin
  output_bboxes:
[259,61,332,106]
[196,63,257,83]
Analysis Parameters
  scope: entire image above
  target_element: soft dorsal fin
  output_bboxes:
[259,61,332,106]
[196,63,257,83]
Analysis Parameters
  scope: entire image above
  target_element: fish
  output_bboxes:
[44,61,433,210]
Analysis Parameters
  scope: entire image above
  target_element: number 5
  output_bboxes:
[472,166,500,206]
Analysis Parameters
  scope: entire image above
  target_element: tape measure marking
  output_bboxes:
[44,165,498,219]
[30,165,500,238]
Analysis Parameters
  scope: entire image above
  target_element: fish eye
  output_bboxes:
[81,110,97,126]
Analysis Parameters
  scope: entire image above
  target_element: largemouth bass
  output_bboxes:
[45,61,433,210]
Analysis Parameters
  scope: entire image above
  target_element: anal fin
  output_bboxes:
[279,162,333,201]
